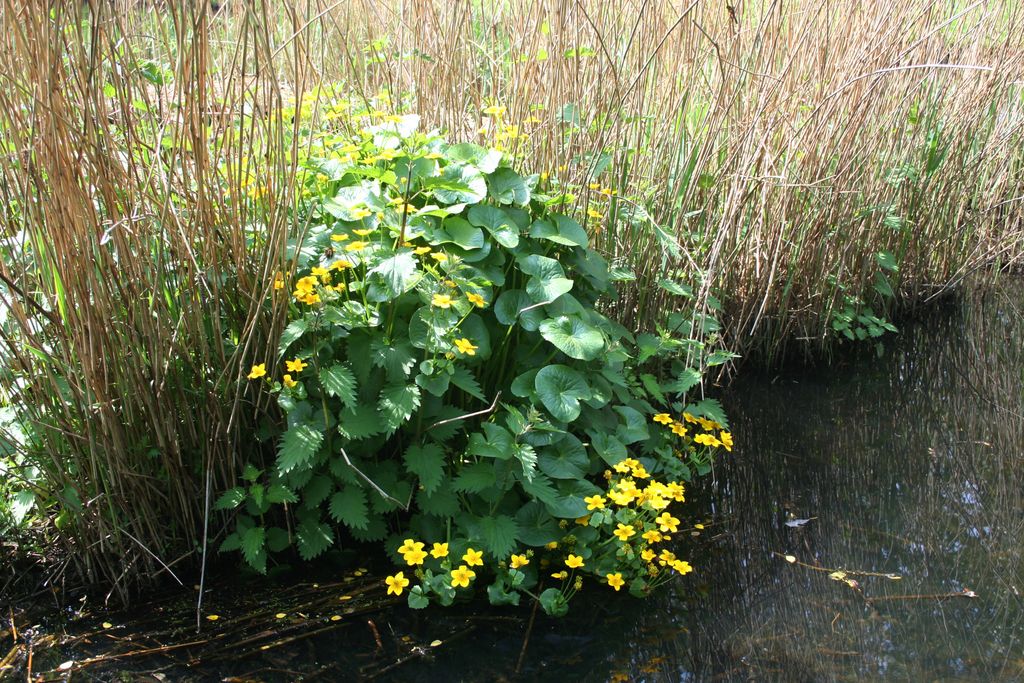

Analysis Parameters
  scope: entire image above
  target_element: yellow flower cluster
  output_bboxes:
[292,275,321,306]
[653,412,733,452]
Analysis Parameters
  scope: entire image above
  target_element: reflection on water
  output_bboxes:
[18,281,1024,681]
[510,280,1023,682]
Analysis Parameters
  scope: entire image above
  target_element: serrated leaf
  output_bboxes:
[338,404,383,440]
[534,364,590,423]
[450,365,485,400]
[278,318,309,357]
[474,514,518,558]
[404,443,445,494]
[276,423,323,475]
[266,527,291,552]
[417,481,460,517]
[539,315,604,360]
[329,486,369,530]
[512,441,538,482]
[266,483,298,504]
[639,373,667,403]
[320,364,357,406]
[302,474,334,508]
[378,384,421,434]
[295,518,334,560]
[241,526,267,574]
[214,487,246,511]
[219,532,242,553]
[664,368,702,394]
[688,398,729,429]
[452,462,497,492]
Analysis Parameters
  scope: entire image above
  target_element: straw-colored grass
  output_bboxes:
[0,0,1021,598]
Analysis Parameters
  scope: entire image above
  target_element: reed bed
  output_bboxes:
[0,0,1021,599]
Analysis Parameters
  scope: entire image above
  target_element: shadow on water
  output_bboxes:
[8,279,1024,681]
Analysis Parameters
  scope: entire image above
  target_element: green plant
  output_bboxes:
[217,117,731,612]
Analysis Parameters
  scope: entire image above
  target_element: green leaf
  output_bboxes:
[452,462,497,492]
[658,278,693,297]
[404,443,445,494]
[664,368,702,394]
[295,518,334,560]
[614,406,649,444]
[688,398,729,429]
[588,431,627,465]
[408,585,430,609]
[276,423,323,475]
[378,384,421,434]
[537,435,588,480]
[429,164,487,204]
[338,404,383,440]
[466,423,514,460]
[264,527,289,552]
[539,587,569,617]
[528,215,588,247]
[539,315,604,360]
[299,476,332,511]
[214,487,246,511]
[875,250,899,272]
[519,254,573,303]
[639,373,666,403]
[487,582,521,606]
[329,486,370,530]
[487,168,531,206]
[515,501,560,546]
[534,364,590,423]
[278,318,309,357]
[493,289,544,331]
[417,481,460,517]
[705,349,739,367]
[241,526,267,574]
[439,216,485,249]
[512,441,538,482]
[473,514,519,559]
[266,483,298,504]
[367,252,421,301]
[320,364,357,406]
[450,365,485,400]
[468,205,520,248]
[372,340,417,381]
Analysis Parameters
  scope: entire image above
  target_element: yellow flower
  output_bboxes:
[463,548,484,567]
[653,413,673,425]
[694,523,705,530]
[584,495,606,511]
[587,208,603,220]
[413,246,432,255]
[655,512,680,533]
[385,572,410,596]
[330,233,350,242]
[350,208,372,220]
[510,554,529,569]
[670,422,688,437]
[694,433,721,448]
[550,571,568,580]
[606,572,625,591]
[658,549,677,566]
[430,252,449,263]
[565,554,584,569]
[423,151,443,160]
[454,338,478,355]
[430,542,449,559]
[720,431,733,451]
[682,412,698,424]
[642,529,663,544]
[283,374,298,388]
[672,560,693,575]
[345,241,369,252]
[285,358,308,373]
[450,565,476,588]
[613,461,631,474]
[607,489,634,506]
[544,541,559,550]
[613,524,636,542]
[352,228,374,236]
[641,549,656,562]
[274,274,285,290]
[398,538,420,553]
[247,363,267,379]
[331,259,354,271]
[431,293,454,309]
[466,292,486,308]
[402,547,427,566]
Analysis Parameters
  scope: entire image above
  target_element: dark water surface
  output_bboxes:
[16,281,1024,681]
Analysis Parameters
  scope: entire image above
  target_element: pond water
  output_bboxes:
[12,279,1024,681]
